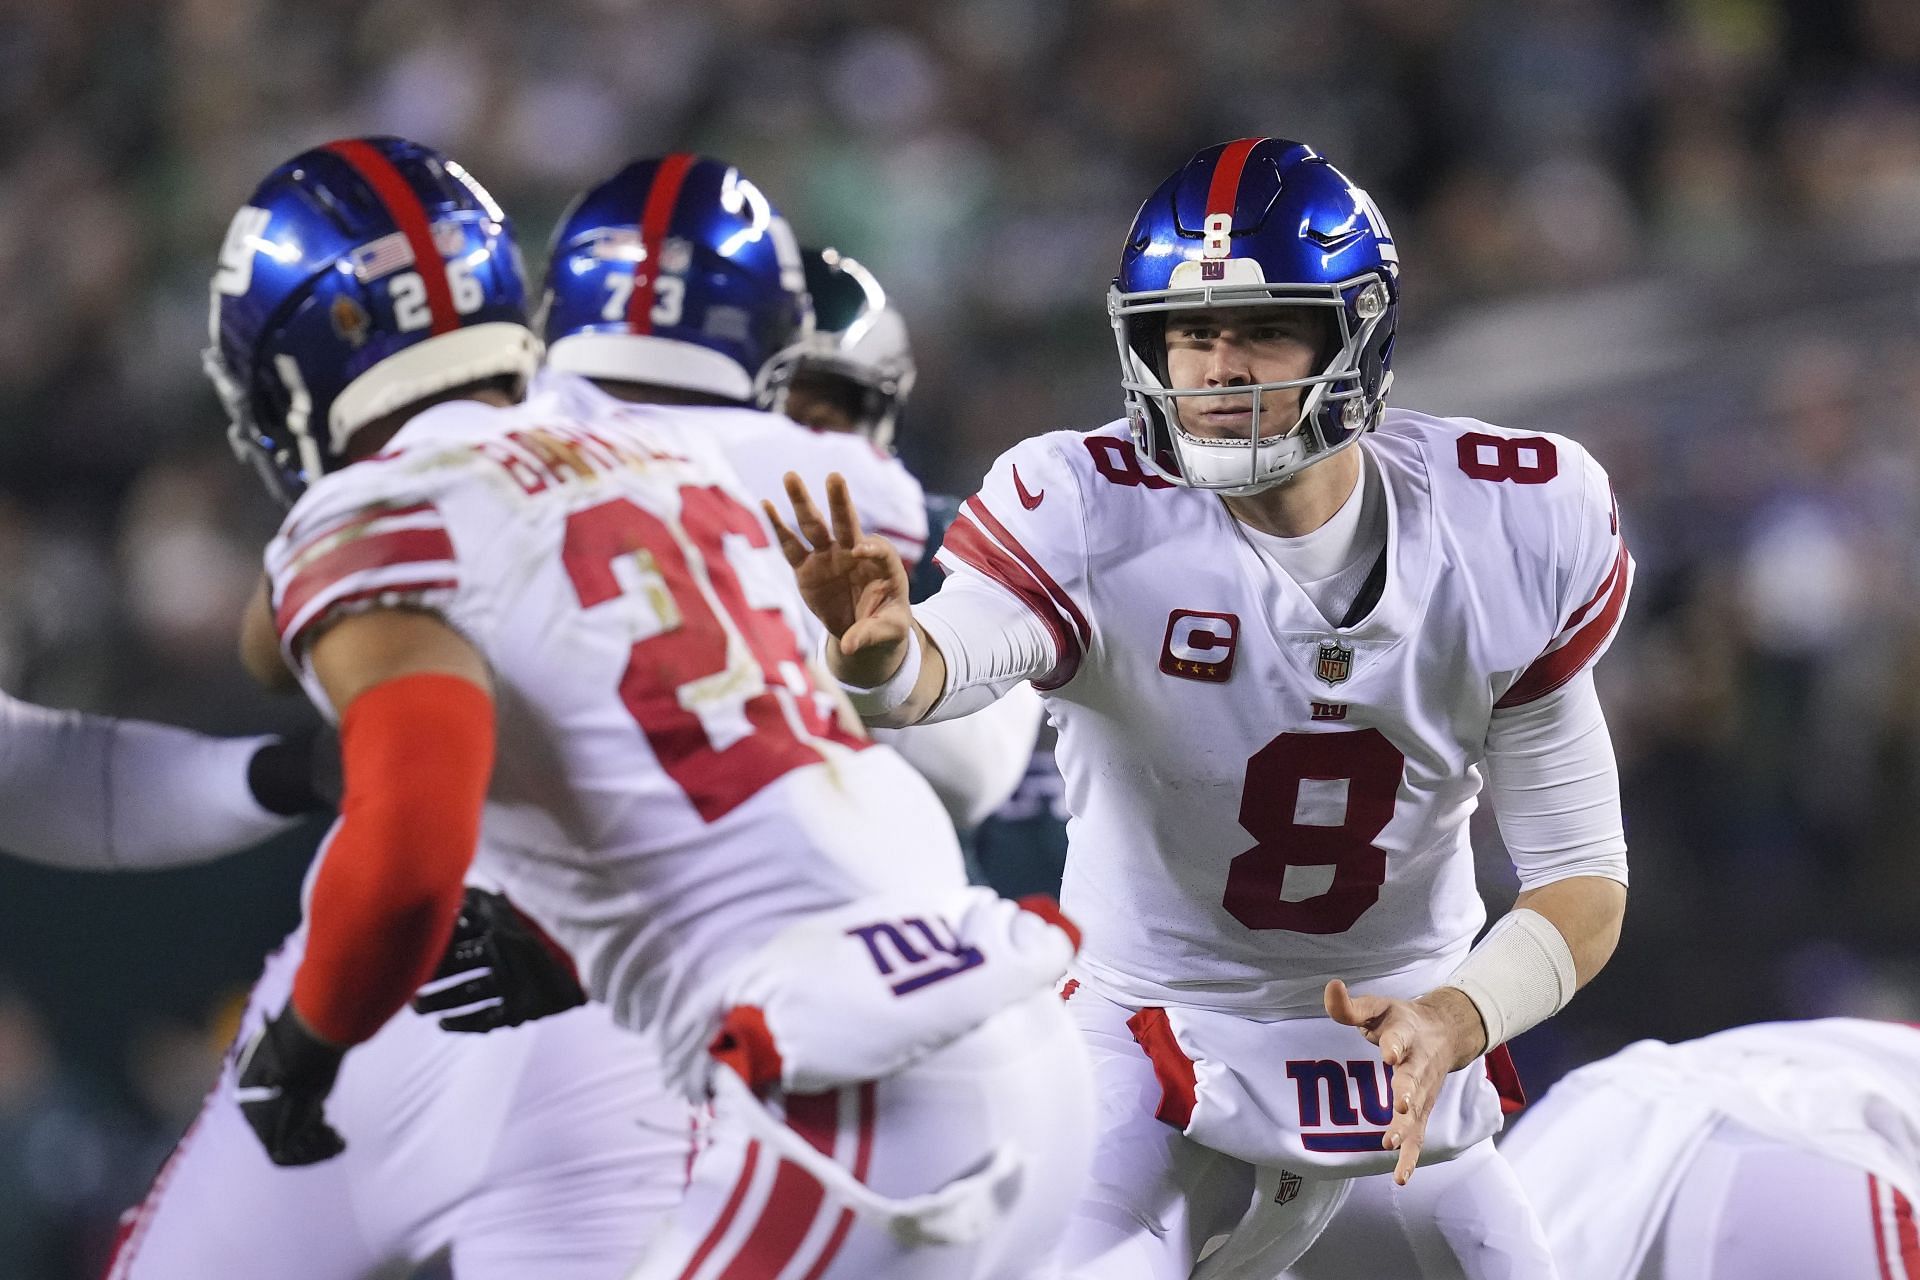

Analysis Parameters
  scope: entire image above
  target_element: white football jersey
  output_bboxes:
[1503,1019,1920,1280]
[536,370,929,563]
[934,410,1631,1015]
[263,383,965,1086]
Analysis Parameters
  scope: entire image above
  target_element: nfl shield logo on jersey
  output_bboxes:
[1160,610,1239,683]
[1315,639,1354,686]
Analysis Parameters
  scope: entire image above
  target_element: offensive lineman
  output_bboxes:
[775,137,1633,1276]
[202,135,1092,1280]
[1289,1019,1920,1279]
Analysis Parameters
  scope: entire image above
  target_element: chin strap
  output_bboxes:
[709,1066,1025,1246]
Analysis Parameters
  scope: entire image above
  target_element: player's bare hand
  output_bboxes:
[764,472,913,687]
[1323,979,1485,1185]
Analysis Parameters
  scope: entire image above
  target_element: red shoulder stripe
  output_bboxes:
[962,495,1091,648]
[276,525,456,637]
[324,140,458,336]
[285,502,435,567]
[939,514,1083,690]
[1495,542,1632,708]
[1562,536,1627,632]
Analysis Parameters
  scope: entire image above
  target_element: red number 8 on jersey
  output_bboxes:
[1456,433,1558,485]
[1222,728,1406,934]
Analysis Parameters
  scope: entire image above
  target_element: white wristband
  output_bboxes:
[837,627,923,721]
[1444,908,1577,1052]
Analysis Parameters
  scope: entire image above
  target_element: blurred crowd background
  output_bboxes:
[5,0,1920,1272]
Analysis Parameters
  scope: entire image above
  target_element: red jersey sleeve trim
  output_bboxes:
[1496,540,1633,709]
[937,513,1082,690]
[961,495,1091,647]
[276,521,458,645]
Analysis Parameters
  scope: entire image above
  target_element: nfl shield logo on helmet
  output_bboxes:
[1315,639,1354,686]
[1160,610,1239,683]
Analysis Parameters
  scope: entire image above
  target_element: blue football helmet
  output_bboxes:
[205,136,540,504]
[540,154,810,406]
[1109,137,1399,494]
[765,247,916,450]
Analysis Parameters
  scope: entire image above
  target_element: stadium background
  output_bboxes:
[3,0,1920,1272]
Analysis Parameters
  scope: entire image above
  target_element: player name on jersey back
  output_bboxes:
[265,377,966,1082]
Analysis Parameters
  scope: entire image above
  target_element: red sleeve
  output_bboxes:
[292,673,494,1045]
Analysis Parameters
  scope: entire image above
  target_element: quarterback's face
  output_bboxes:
[1164,308,1322,440]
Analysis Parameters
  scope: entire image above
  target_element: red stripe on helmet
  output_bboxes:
[1205,137,1264,222]
[324,139,460,336]
[628,152,699,335]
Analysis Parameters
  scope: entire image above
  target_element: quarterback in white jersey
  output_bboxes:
[194,138,1091,1280]
[778,138,1632,1278]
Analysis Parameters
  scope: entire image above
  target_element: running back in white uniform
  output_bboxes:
[263,382,1092,1278]
[265,382,958,1084]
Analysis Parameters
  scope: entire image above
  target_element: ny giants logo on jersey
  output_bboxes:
[846,915,984,996]
[1285,1058,1395,1153]
[1160,610,1239,683]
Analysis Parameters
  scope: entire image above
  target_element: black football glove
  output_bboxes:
[235,1006,347,1166]
[411,887,586,1033]
[245,722,342,815]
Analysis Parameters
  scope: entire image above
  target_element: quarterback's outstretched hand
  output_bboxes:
[1323,979,1485,1185]
[766,472,914,688]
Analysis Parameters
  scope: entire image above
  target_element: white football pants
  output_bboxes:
[105,932,690,1280]
[627,989,1094,1280]
[1057,982,1555,1280]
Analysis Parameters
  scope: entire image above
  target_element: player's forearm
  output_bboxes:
[293,673,494,1044]
[0,693,306,871]
[1513,874,1626,989]
[1438,876,1625,1060]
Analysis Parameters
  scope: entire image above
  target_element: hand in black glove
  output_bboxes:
[411,887,585,1033]
[235,1006,347,1166]
[246,722,342,815]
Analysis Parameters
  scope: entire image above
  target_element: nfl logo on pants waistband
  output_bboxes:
[1315,640,1354,686]
[1160,610,1239,683]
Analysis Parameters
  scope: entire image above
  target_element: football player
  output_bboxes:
[538,184,1040,833]
[767,244,1044,831]
[193,136,1090,1280]
[1291,1019,1920,1279]
[106,139,687,1280]
[774,137,1633,1276]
